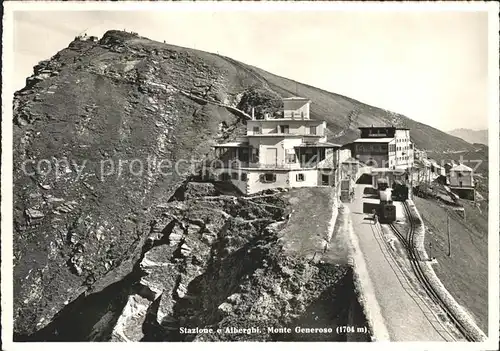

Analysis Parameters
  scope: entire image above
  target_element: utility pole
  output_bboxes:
[409,166,413,200]
[447,214,451,257]
[429,242,433,261]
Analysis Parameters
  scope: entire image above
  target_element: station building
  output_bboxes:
[351,126,414,169]
[210,97,341,194]
[447,163,475,200]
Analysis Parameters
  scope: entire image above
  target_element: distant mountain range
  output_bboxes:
[447,128,488,146]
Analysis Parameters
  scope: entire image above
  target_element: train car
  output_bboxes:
[374,177,389,191]
[379,203,396,224]
[393,180,409,201]
[379,188,393,204]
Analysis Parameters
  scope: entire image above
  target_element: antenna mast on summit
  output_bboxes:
[78,28,89,37]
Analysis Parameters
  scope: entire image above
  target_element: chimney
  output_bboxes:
[251,107,255,120]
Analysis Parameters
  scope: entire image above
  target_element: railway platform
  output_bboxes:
[346,183,455,341]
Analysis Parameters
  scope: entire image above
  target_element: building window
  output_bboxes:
[253,126,260,134]
[296,173,305,182]
[241,173,248,181]
[310,126,317,135]
[260,173,276,183]
[231,172,238,180]
[322,174,329,185]
[285,149,296,163]
[279,125,290,134]
[220,172,230,181]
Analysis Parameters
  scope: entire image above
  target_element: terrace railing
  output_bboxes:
[209,159,334,170]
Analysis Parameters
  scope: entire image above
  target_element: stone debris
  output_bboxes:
[69,255,83,276]
[68,233,79,244]
[157,292,176,325]
[187,224,201,236]
[45,196,65,203]
[55,201,78,214]
[201,230,217,245]
[25,208,44,219]
[139,245,179,300]
[218,302,233,315]
[227,293,242,304]
[111,294,151,342]
[180,243,192,257]
[168,225,184,246]
[176,283,188,299]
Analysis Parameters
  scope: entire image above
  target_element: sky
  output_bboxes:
[12,7,490,132]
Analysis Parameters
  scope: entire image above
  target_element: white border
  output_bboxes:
[2,2,499,351]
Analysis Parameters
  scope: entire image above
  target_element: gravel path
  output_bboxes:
[346,184,450,341]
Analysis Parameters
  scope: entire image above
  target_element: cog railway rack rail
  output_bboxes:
[389,202,476,342]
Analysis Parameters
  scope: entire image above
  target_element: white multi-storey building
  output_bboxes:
[210,97,341,194]
[351,126,414,169]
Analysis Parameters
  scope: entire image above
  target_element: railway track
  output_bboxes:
[389,202,476,342]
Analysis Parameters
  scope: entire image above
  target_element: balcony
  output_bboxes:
[209,159,334,170]
[247,131,323,137]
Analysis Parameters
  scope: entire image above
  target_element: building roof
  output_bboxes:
[282,96,311,101]
[354,138,395,143]
[297,142,341,148]
[371,167,407,174]
[451,164,473,172]
[248,118,320,122]
[426,159,441,168]
[214,141,248,148]
[370,168,391,174]
[358,126,410,130]
[413,159,426,168]
[421,159,432,166]
[342,157,359,164]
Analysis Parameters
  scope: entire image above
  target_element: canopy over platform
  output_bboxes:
[371,167,408,175]
[451,163,473,172]
[342,157,359,164]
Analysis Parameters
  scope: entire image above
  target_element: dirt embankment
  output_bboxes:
[16,182,369,342]
[413,196,488,333]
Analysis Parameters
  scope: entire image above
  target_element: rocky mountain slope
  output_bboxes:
[13,29,471,338]
[16,183,369,341]
[447,128,488,146]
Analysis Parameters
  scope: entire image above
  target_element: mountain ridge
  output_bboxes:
[447,128,488,146]
[12,29,474,337]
